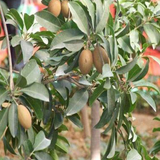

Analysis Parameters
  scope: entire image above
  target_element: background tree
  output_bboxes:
[0,0,160,159]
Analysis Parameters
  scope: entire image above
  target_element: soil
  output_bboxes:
[0,113,160,159]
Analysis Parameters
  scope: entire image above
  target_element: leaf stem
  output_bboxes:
[0,5,14,91]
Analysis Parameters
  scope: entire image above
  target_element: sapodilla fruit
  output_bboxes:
[79,49,93,75]
[18,105,32,130]
[48,0,61,17]
[93,45,110,73]
[61,0,70,18]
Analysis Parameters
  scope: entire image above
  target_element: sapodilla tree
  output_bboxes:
[0,0,160,159]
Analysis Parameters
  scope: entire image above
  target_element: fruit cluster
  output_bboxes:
[79,45,110,75]
[48,0,70,18]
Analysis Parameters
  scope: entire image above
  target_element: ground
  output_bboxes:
[0,113,160,159]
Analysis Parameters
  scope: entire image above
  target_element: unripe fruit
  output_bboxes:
[48,0,61,17]
[93,45,110,73]
[18,105,32,130]
[61,0,70,18]
[79,49,93,75]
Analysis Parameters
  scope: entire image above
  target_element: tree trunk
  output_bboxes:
[90,100,100,160]
[81,105,91,138]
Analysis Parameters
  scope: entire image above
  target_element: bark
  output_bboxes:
[81,105,91,138]
[90,100,100,160]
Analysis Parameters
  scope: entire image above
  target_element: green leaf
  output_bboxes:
[9,9,24,29]
[115,23,130,38]
[116,57,138,74]
[23,140,33,157]
[127,64,141,81]
[50,29,84,50]
[34,152,52,160]
[69,2,89,35]
[0,68,9,85]
[127,149,141,160]
[24,96,43,120]
[102,64,113,78]
[133,80,160,94]
[11,35,23,47]
[95,109,112,128]
[20,83,49,102]
[136,91,156,112]
[68,114,83,128]
[81,0,95,29]
[117,35,134,54]
[130,30,140,51]
[33,131,51,152]
[55,139,68,153]
[24,14,34,30]
[54,111,64,129]
[3,137,16,155]
[144,23,160,49]
[93,0,103,25]
[130,92,137,104]
[151,141,160,155]
[107,87,115,114]
[0,89,8,106]
[65,89,89,116]
[96,1,111,33]
[89,82,105,106]
[132,58,149,82]
[147,55,160,67]
[0,108,8,139]
[35,10,61,32]
[20,40,34,64]
[21,59,41,85]
[8,102,18,138]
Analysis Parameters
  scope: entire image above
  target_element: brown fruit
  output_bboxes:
[18,105,32,130]
[61,0,70,18]
[93,45,110,73]
[79,49,93,75]
[48,0,61,17]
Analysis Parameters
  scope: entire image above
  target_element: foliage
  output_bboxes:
[1,0,160,159]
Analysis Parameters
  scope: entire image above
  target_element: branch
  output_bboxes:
[43,74,87,89]
[0,5,14,91]
[0,66,19,74]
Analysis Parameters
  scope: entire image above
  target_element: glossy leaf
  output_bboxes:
[21,59,41,85]
[0,89,8,106]
[81,0,95,29]
[33,131,51,152]
[89,82,105,106]
[50,29,84,50]
[136,91,156,112]
[65,89,88,116]
[68,114,83,128]
[34,152,52,160]
[69,2,89,35]
[144,23,160,49]
[116,57,138,74]
[127,149,141,160]
[8,102,18,138]
[36,10,61,32]
[24,13,34,30]
[96,1,111,33]
[20,40,34,64]
[20,83,49,102]
[0,108,8,139]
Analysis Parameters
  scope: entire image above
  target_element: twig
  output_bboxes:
[43,74,86,89]
[0,5,14,91]
[0,66,19,74]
